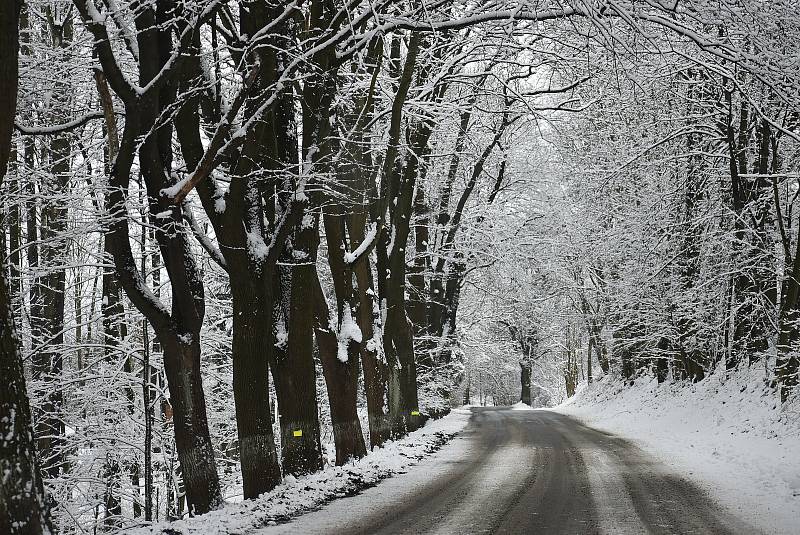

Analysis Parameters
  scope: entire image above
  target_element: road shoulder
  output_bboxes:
[123,409,471,535]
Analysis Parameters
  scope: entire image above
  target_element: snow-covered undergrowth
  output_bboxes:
[555,366,800,534]
[125,409,471,535]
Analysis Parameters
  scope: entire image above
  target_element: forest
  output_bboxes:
[1,0,799,533]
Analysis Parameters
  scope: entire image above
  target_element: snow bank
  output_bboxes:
[554,367,800,534]
[125,409,471,535]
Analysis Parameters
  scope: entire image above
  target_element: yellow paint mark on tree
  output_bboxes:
[410,410,420,416]
[293,430,303,437]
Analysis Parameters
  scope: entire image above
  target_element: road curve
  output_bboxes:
[259,408,758,535]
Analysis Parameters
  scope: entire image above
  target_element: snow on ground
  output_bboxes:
[510,401,534,410]
[124,409,471,535]
[554,366,800,535]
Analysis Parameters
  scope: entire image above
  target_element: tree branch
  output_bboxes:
[14,110,120,135]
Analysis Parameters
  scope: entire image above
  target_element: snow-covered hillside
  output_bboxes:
[555,367,800,534]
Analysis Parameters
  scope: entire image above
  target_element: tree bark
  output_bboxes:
[726,93,773,368]
[338,37,390,448]
[271,258,324,476]
[229,279,282,493]
[375,35,423,435]
[319,209,368,460]
[0,255,52,535]
[155,333,221,514]
[408,176,429,340]
[1,2,52,531]
[520,360,532,405]
[349,210,390,448]
[172,12,287,496]
[28,11,75,488]
[74,0,225,512]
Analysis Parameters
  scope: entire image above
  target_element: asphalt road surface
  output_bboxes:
[260,408,758,535]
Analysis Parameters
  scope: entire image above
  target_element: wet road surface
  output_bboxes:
[260,408,757,535]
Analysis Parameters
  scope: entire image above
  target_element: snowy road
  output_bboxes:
[258,408,758,535]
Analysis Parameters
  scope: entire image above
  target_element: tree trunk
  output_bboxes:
[0,254,52,535]
[371,35,423,437]
[564,363,577,398]
[520,360,532,405]
[157,333,222,514]
[100,244,128,529]
[776,315,799,402]
[776,211,800,402]
[349,211,390,448]
[312,267,367,464]
[142,322,154,520]
[74,0,225,515]
[384,302,422,434]
[173,30,284,498]
[408,175,429,341]
[29,12,75,485]
[7,171,21,300]
[564,335,578,398]
[0,2,52,531]
[587,336,593,385]
[594,328,610,374]
[726,95,774,368]
[229,275,282,496]
[266,206,325,477]
[271,260,324,476]
[383,124,423,435]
